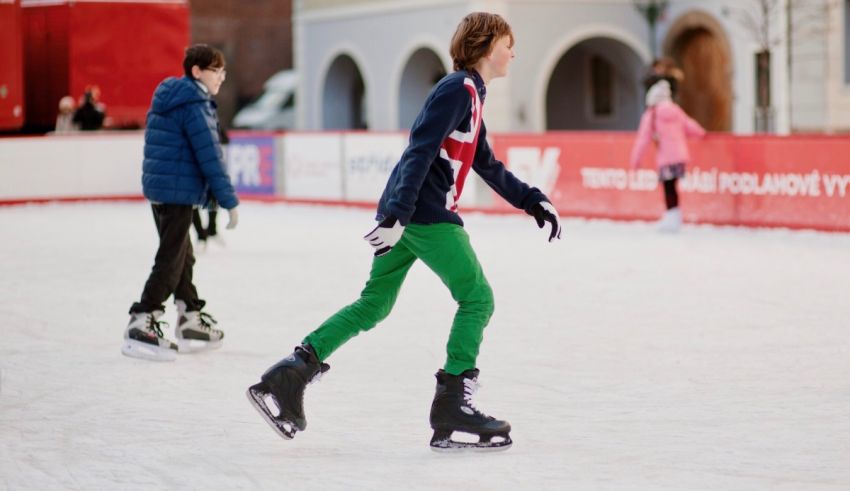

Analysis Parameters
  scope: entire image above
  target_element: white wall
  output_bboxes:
[0,132,492,208]
[0,133,144,200]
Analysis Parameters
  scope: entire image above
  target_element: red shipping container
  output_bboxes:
[22,0,189,130]
[0,0,25,131]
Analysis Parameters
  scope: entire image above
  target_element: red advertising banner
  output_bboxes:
[490,132,850,232]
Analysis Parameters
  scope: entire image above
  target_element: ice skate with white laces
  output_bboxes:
[429,368,512,452]
[247,344,330,440]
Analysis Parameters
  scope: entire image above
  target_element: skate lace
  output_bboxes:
[462,378,490,418]
[146,316,169,338]
[197,312,218,332]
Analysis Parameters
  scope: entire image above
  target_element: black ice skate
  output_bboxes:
[246,345,329,440]
[429,369,512,452]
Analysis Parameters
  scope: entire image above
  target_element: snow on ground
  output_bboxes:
[1,201,849,491]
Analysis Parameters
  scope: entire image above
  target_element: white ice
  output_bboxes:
[1,201,849,491]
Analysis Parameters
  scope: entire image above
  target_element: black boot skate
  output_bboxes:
[246,344,330,440]
[429,368,512,452]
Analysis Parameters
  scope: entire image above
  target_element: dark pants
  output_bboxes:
[192,208,218,240]
[659,162,685,210]
[663,179,679,210]
[130,204,204,314]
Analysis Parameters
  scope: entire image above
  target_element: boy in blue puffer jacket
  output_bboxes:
[123,44,239,362]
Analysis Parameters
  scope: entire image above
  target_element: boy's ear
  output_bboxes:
[190,65,202,79]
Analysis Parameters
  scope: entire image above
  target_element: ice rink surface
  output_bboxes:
[1,201,849,491]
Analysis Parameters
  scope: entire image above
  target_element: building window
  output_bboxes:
[590,55,613,117]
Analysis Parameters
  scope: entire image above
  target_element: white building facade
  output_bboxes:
[293,0,850,135]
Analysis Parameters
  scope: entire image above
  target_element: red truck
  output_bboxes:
[10,0,189,132]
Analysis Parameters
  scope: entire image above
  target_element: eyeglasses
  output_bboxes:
[204,67,227,78]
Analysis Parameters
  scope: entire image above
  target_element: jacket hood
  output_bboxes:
[150,76,208,114]
[646,79,671,107]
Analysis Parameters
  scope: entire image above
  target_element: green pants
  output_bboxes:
[303,223,494,375]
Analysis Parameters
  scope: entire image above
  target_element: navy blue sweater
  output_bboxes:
[377,70,546,226]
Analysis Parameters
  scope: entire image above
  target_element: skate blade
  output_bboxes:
[177,338,223,353]
[246,383,297,440]
[121,340,177,362]
[430,431,512,453]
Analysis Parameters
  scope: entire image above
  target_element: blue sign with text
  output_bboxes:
[227,135,276,195]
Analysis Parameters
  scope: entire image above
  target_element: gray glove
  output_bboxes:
[226,207,239,230]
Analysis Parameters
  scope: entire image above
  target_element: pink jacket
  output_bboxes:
[629,100,705,169]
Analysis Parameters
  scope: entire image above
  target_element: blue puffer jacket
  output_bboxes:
[141,76,239,209]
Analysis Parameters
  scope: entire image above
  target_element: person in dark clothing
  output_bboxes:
[247,12,562,451]
[192,203,219,250]
[72,87,106,130]
[122,44,239,362]
[192,127,228,251]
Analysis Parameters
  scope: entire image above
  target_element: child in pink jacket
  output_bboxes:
[629,80,705,232]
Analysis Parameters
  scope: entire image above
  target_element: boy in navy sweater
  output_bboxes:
[248,13,561,450]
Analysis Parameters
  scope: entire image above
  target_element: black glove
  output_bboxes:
[363,216,405,257]
[531,201,562,242]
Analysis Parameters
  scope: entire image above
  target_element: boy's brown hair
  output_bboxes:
[183,44,225,78]
[450,12,513,72]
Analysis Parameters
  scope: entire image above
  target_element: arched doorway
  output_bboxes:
[664,12,732,131]
[545,37,645,130]
[322,54,368,130]
[398,48,446,129]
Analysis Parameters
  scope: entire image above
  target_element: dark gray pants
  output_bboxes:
[130,204,204,314]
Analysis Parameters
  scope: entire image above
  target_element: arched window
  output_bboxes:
[398,48,446,129]
[545,37,643,130]
[590,55,614,117]
[322,54,367,130]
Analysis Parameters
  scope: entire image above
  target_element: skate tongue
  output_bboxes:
[296,344,330,381]
[459,368,480,379]
[309,364,330,384]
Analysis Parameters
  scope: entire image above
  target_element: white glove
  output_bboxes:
[363,216,404,257]
[226,207,239,230]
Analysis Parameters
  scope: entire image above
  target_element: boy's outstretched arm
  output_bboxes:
[472,122,562,241]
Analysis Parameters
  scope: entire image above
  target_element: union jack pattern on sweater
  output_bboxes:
[376,69,546,227]
[441,76,482,212]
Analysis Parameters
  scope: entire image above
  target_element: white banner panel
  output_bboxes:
[0,133,143,200]
[341,132,483,208]
[342,133,407,202]
[282,133,343,200]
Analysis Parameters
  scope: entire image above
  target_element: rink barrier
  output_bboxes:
[1,130,849,232]
[490,132,850,232]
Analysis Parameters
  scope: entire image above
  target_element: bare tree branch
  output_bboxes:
[731,0,785,50]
